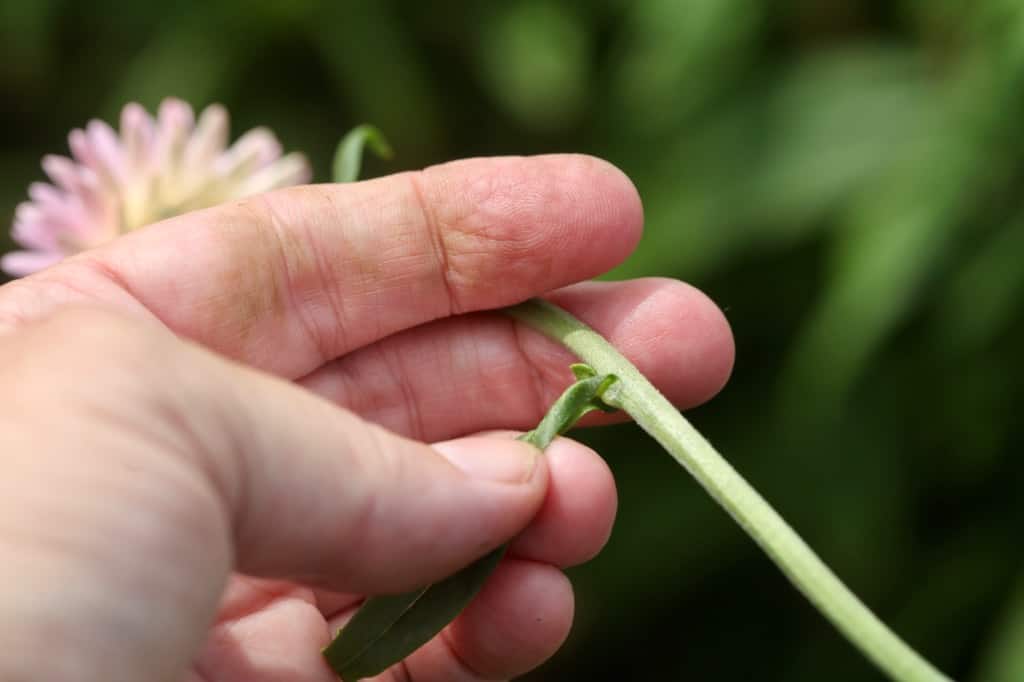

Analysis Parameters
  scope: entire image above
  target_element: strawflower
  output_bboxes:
[2,97,310,276]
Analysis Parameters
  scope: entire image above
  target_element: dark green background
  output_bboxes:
[2,1,1023,680]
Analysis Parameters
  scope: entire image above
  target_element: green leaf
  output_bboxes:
[332,124,393,183]
[324,547,504,681]
[323,367,618,680]
[521,370,620,449]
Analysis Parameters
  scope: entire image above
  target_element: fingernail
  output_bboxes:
[434,437,540,484]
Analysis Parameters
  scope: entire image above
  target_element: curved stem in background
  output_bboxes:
[504,298,951,682]
[332,125,393,184]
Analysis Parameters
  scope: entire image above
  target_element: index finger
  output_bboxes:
[0,154,642,378]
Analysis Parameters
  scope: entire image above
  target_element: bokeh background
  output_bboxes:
[3,1,1023,680]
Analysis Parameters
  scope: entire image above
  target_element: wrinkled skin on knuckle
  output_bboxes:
[418,166,548,297]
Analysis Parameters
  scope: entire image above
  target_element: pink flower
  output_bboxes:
[3,98,312,277]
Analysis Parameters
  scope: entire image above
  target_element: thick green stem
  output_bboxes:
[504,298,950,682]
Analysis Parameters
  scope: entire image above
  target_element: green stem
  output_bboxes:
[504,298,950,682]
[323,367,619,680]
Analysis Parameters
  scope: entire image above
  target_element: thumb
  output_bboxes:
[157,309,547,592]
[0,307,546,682]
[221,360,548,593]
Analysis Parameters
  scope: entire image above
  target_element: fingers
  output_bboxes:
[327,559,574,682]
[313,433,616,621]
[317,437,612,681]
[180,336,552,595]
[0,307,554,681]
[506,436,617,568]
[195,579,337,682]
[0,155,643,378]
[393,439,611,680]
[438,559,573,681]
[299,277,735,441]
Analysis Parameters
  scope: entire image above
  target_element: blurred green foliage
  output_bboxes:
[2,0,1023,679]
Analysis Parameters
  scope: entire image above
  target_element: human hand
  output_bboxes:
[0,155,734,682]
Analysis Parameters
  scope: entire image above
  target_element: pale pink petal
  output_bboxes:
[154,98,195,165]
[216,127,282,177]
[85,120,127,181]
[282,152,313,185]
[229,153,312,199]
[42,157,108,215]
[120,102,155,171]
[184,103,229,171]
[14,202,42,225]
[28,182,64,207]
[31,173,116,246]
[1,250,64,277]
[12,219,59,250]
[41,155,84,194]
[18,196,93,247]
[158,97,196,131]
[46,191,87,221]
[55,202,102,241]
[68,128,99,170]
[72,166,115,219]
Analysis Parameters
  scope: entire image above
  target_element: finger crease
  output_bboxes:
[258,194,334,367]
[305,186,354,356]
[393,660,414,682]
[507,316,551,424]
[408,172,459,317]
[379,342,427,442]
[440,626,491,681]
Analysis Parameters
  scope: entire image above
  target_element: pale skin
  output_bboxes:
[0,155,735,682]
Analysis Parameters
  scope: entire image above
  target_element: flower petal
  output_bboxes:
[12,217,58,250]
[41,155,85,194]
[1,250,64,277]
[154,98,196,166]
[229,152,312,199]
[27,182,64,206]
[120,102,156,173]
[184,103,229,171]
[217,127,282,178]
[85,119,127,182]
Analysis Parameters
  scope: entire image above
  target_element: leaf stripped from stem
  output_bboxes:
[504,298,951,682]
[323,366,619,681]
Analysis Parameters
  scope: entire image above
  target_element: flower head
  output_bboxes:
[3,98,311,276]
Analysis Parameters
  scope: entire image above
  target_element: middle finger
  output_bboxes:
[298,277,734,442]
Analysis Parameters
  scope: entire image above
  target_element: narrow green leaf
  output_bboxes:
[332,124,394,184]
[321,585,428,676]
[323,367,618,680]
[324,548,504,681]
[522,371,619,449]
